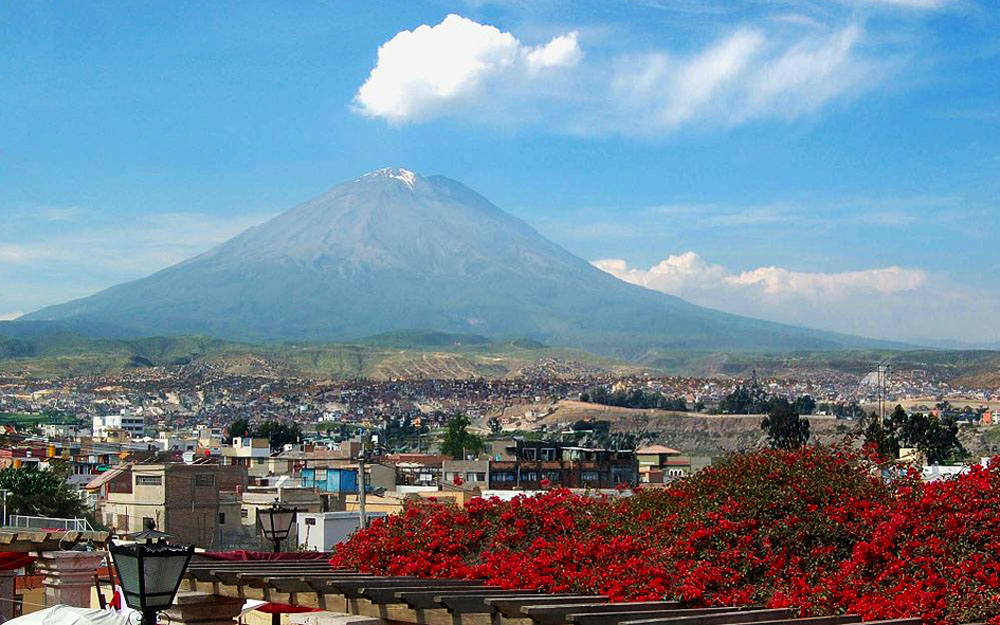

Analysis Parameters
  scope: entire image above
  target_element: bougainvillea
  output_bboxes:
[330,446,1000,625]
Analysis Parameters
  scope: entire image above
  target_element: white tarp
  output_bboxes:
[5,606,132,625]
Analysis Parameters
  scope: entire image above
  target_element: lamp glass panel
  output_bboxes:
[141,552,190,608]
[111,550,142,609]
[258,509,277,538]
[271,510,295,538]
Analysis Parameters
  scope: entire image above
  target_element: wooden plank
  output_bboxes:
[522,602,680,625]
[736,616,862,625]
[619,608,794,625]
[569,610,739,625]
[445,594,595,615]
[366,585,500,604]
[488,597,609,619]
[400,589,540,610]
[333,578,481,598]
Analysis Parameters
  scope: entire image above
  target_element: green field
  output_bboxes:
[0,413,82,426]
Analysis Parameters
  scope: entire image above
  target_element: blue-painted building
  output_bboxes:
[301,467,359,493]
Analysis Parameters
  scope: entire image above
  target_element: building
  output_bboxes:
[384,454,447,487]
[300,467,359,494]
[297,511,387,551]
[241,485,323,548]
[488,440,638,490]
[221,437,271,468]
[92,412,146,439]
[89,462,248,548]
[635,445,692,483]
[442,459,489,488]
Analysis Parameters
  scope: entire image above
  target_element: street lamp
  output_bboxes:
[108,520,194,625]
[257,499,298,553]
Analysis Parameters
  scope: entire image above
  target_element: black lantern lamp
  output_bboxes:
[257,499,298,552]
[109,520,194,625]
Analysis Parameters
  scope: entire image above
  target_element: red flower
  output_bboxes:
[330,446,1000,625]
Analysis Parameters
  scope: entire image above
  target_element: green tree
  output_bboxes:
[0,464,85,519]
[720,380,770,414]
[761,398,810,449]
[440,414,485,460]
[487,417,503,435]
[863,405,966,464]
[223,417,252,444]
[862,411,900,459]
[254,420,303,452]
[793,395,817,415]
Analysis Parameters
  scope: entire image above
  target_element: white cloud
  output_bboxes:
[354,14,581,123]
[728,265,927,297]
[851,0,952,8]
[608,24,885,133]
[589,252,998,344]
[595,251,926,299]
[355,14,894,134]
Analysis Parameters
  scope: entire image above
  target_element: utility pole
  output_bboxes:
[357,454,367,531]
[0,489,9,528]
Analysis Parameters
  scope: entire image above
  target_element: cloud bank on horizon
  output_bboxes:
[593,252,996,346]
[354,13,892,134]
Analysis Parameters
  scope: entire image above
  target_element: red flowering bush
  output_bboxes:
[824,462,1000,624]
[330,447,1000,625]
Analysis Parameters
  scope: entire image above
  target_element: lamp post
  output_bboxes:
[256,499,298,553]
[108,520,194,625]
[256,500,298,625]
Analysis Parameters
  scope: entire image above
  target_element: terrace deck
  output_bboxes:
[0,529,110,552]
[182,559,925,625]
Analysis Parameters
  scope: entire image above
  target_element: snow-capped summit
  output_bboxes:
[359,167,418,189]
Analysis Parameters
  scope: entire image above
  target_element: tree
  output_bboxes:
[761,398,810,449]
[863,405,966,464]
[223,417,252,444]
[440,414,485,460]
[862,411,900,459]
[793,395,817,415]
[720,380,770,414]
[487,417,503,435]
[254,420,303,452]
[0,464,85,519]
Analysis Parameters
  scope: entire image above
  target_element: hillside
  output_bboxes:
[0,330,633,380]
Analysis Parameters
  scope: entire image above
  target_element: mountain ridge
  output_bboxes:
[23,167,906,354]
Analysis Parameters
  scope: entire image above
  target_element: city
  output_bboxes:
[1,2,999,625]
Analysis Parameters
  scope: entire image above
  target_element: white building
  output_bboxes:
[92,411,146,439]
[297,511,387,552]
[221,437,271,467]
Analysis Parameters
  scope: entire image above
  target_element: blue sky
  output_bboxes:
[1,0,998,345]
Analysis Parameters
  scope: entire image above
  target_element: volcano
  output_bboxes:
[23,168,889,354]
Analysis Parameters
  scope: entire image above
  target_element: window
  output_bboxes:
[540,448,556,461]
[142,516,154,529]
[136,475,162,486]
[466,472,486,482]
[195,474,215,486]
[240,508,249,519]
[544,471,561,483]
[522,472,538,482]
[305,517,316,526]
[218,512,226,524]
[581,471,600,482]
[522,448,537,460]
[493,472,515,482]
[315,469,328,481]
